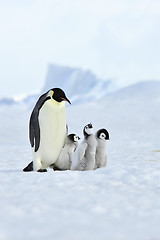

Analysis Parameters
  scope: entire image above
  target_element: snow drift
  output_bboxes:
[0,79,160,240]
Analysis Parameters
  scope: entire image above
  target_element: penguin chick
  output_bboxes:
[71,123,97,171]
[23,88,71,172]
[53,134,80,170]
[94,129,109,169]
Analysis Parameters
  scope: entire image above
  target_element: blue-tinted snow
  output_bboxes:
[0,80,160,240]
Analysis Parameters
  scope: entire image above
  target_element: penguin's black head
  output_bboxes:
[83,123,93,138]
[50,88,71,104]
[96,129,109,141]
[68,134,80,142]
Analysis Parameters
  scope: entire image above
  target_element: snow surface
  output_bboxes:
[0,81,160,240]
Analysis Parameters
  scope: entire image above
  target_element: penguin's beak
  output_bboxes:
[78,137,81,140]
[61,97,71,105]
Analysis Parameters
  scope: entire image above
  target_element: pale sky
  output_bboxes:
[0,0,160,98]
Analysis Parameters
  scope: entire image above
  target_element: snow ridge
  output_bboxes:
[0,63,160,106]
[42,64,116,104]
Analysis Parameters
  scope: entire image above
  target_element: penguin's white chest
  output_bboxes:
[36,100,67,167]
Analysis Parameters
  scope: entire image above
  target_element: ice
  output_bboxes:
[0,65,118,107]
[0,80,160,240]
[42,64,117,104]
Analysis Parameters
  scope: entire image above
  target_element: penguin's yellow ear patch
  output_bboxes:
[48,90,54,97]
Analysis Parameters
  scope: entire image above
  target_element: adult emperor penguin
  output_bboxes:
[52,134,80,171]
[23,88,71,172]
[94,129,109,169]
[70,123,97,171]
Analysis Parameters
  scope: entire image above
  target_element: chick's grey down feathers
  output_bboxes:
[71,124,97,171]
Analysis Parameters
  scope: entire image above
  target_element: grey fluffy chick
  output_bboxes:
[71,123,97,171]
[94,129,109,169]
[53,134,80,170]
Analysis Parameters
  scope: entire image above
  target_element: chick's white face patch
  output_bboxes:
[99,133,106,140]
[74,135,79,142]
[85,126,93,135]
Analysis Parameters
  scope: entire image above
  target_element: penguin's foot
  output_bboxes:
[52,165,63,171]
[37,169,47,172]
[23,161,33,172]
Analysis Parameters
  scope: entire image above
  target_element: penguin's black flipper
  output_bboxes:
[29,92,51,152]
[23,161,33,172]
[29,110,40,152]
